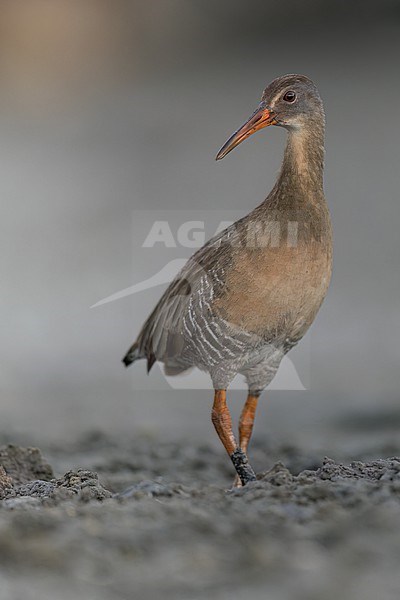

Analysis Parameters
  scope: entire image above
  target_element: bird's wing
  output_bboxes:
[128,222,240,371]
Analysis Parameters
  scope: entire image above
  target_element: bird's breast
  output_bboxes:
[212,208,332,343]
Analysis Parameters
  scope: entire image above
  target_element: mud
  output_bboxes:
[1,432,400,600]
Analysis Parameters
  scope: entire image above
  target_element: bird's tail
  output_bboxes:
[122,343,142,367]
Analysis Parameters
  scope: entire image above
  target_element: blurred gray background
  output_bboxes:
[0,0,399,445]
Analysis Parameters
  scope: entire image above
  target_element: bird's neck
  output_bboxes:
[274,121,325,203]
[254,119,330,248]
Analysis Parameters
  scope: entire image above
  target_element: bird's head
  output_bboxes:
[216,74,324,160]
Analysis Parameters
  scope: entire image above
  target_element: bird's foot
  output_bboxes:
[230,448,256,486]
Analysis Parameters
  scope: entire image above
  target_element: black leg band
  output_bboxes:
[230,448,257,485]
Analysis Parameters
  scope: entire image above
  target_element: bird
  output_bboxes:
[123,74,333,487]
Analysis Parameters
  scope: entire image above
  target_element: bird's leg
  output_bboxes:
[239,393,259,454]
[212,389,256,486]
[233,392,260,488]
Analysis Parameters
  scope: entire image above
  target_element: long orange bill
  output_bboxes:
[216,104,276,161]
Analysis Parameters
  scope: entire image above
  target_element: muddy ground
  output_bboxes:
[1,418,400,600]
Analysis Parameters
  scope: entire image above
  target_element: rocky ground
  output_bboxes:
[1,423,400,600]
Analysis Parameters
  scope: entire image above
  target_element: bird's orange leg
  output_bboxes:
[233,392,260,488]
[212,389,256,486]
[239,393,259,454]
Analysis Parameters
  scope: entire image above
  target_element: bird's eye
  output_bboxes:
[283,91,296,103]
